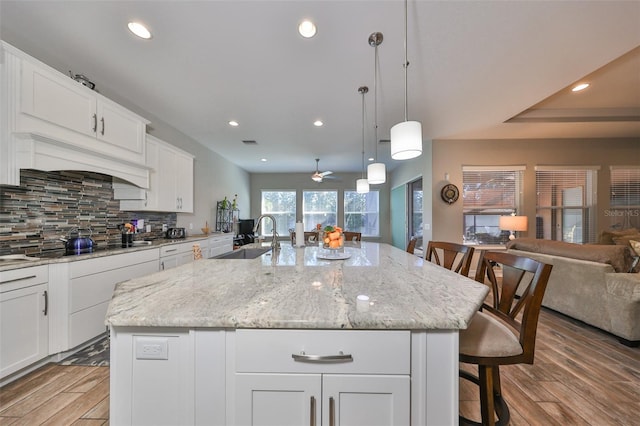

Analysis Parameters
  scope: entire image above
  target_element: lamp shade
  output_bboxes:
[499,215,528,232]
[356,178,370,193]
[390,121,422,160]
[367,162,386,184]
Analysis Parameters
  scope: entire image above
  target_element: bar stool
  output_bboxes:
[459,250,553,426]
[425,241,475,276]
[343,231,362,242]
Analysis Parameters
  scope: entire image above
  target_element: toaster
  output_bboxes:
[166,227,186,239]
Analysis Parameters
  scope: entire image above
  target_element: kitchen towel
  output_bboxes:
[295,222,304,247]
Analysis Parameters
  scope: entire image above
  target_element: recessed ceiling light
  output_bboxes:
[128,22,152,39]
[313,120,323,127]
[260,158,268,162]
[572,83,590,92]
[229,120,239,127]
[298,20,317,38]
[368,157,375,162]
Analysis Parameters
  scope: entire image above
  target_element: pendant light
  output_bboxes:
[367,32,387,184]
[390,0,422,160]
[356,86,370,194]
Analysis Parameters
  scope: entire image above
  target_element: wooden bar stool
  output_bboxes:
[459,250,553,426]
[343,231,362,241]
[425,241,475,276]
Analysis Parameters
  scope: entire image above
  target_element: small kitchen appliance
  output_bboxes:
[166,227,186,239]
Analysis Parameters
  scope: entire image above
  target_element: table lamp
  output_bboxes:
[499,215,528,240]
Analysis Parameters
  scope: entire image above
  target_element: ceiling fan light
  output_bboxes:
[356,178,370,193]
[367,162,386,184]
[391,120,422,160]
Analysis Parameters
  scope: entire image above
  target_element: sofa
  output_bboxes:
[505,236,640,346]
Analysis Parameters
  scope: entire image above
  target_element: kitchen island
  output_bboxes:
[106,242,488,425]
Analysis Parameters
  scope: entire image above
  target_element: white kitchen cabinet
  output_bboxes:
[207,233,234,258]
[67,250,157,348]
[159,241,200,270]
[0,265,49,379]
[115,135,194,213]
[233,329,410,426]
[18,58,147,164]
[0,41,150,187]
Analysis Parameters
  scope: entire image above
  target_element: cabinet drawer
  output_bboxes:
[70,249,158,278]
[235,329,410,375]
[0,265,48,292]
[159,242,194,257]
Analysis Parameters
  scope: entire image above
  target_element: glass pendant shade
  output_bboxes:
[390,120,422,160]
[367,162,386,184]
[356,178,370,193]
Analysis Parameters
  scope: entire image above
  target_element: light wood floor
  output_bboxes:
[1,309,638,425]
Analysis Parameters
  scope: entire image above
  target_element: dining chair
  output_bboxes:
[459,250,553,426]
[343,231,362,242]
[425,241,475,276]
[406,237,418,254]
[290,231,318,244]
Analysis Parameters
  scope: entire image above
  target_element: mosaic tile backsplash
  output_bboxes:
[0,169,176,257]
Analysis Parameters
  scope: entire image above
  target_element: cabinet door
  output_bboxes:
[20,59,95,137]
[323,374,410,426]
[0,283,48,378]
[175,151,194,212]
[96,96,145,162]
[235,373,321,426]
[156,142,178,211]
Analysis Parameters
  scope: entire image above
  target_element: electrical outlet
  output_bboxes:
[162,224,168,232]
[135,337,169,360]
[146,224,151,233]
[189,223,193,230]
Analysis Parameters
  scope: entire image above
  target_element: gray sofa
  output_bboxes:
[506,238,640,346]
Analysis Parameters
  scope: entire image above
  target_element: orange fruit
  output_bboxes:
[329,240,340,248]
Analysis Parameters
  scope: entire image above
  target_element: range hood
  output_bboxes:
[12,132,150,188]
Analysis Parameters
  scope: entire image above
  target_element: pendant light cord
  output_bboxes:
[361,88,367,179]
[374,41,379,161]
[403,0,409,122]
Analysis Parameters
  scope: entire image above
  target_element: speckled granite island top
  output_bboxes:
[105,242,489,330]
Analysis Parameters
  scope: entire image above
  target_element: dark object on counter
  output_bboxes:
[122,233,133,248]
[60,227,95,255]
[166,227,186,239]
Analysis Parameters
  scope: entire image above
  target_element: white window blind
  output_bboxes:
[535,167,598,243]
[609,167,640,229]
[260,191,296,237]
[344,190,380,237]
[462,167,524,245]
[303,190,338,230]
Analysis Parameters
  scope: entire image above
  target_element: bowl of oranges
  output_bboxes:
[322,225,344,250]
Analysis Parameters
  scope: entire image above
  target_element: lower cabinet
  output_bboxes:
[207,234,234,258]
[0,265,49,379]
[68,250,157,348]
[235,373,409,426]
[233,329,410,426]
[159,241,201,270]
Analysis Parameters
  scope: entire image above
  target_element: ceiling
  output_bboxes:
[1,1,639,175]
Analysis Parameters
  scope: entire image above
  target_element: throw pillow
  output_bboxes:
[599,228,639,245]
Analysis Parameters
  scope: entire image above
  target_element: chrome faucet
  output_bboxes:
[253,214,280,251]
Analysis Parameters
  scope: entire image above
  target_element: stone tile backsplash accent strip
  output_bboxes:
[0,169,176,256]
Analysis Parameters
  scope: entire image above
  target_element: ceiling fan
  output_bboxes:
[311,158,334,182]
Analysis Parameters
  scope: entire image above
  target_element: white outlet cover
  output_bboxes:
[135,337,169,360]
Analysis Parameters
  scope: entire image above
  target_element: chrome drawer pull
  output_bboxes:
[1,274,37,285]
[292,351,353,363]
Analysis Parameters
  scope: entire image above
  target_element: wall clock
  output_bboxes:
[441,184,459,204]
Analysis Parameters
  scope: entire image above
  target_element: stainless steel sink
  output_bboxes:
[211,247,272,259]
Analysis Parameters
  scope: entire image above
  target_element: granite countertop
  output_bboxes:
[0,234,225,272]
[105,242,489,331]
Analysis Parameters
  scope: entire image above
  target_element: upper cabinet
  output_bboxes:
[0,41,150,187]
[19,58,147,164]
[115,135,194,213]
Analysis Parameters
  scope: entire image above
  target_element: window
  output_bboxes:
[462,166,525,245]
[303,191,337,230]
[344,190,380,237]
[536,166,598,243]
[260,191,296,237]
[609,167,640,230]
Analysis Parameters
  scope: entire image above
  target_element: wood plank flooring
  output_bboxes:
[1,308,638,425]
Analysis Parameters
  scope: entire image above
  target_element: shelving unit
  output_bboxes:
[216,201,239,233]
